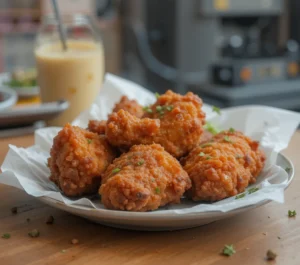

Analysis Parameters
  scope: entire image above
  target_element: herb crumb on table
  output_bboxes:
[221,244,236,256]
[288,210,297,217]
[266,250,277,260]
[28,229,40,238]
[2,233,11,239]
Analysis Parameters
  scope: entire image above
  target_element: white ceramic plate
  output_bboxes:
[38,153,294,231]
[0,72,39,97]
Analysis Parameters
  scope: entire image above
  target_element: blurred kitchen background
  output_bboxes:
[1,0,300,111]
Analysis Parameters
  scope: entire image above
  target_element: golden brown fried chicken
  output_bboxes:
[106,91,206,158]
[181,130,265,201]
[100,144,191,211]
[212,130,266,182]
[88,120,107,135]
[48,124,116,197]
[107,109,160,147]
[88,96,144,135]
[112,95,144,118]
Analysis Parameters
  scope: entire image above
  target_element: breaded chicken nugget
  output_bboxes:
[212,130,266,182]
[88,120,107,135]
[106,109,160,147]
[106,90,206,158]
[182,141,251,201]
[181,130,265,201]
[88,96,144,135]
[100,144,191,211]
[112,95,144,118]
[48,124,116,197]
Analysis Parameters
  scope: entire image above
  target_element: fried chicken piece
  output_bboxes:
[88,120,107,135]
[182,142,251,201]
[112,95,144,118]
[106,91,206,158]
[88,96,144,135]
[212,130,266,182]
[181,130,265,201]
[106,109,160,147]
[100,144,191,211]
[48,124,116,197]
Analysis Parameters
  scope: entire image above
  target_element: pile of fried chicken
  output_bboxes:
[48,91,266,211]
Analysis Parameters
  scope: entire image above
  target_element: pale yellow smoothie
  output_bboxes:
[35,40,104,126]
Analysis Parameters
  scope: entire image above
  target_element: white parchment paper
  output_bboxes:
[1,73,299,214]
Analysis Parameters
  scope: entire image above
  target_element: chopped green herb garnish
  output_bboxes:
[156,106,163,112]
[155,187,161,194]
[288,210,296,217]
[137,160,144,166]
[224,136,232,143]
[203,121,220,135]
[4,77,37,88]
[235,193,246,199]
[222,244,236,256]
[285,167,291,174]
[248,187,259,194]
[112,168,121,174]
[155,105,174,116]
[28,229,40,238]
[201,143,213,148]
[143,106,153,113]
[206,155,212,160]
[199,152,205,157]
[212,106,221,115]
[155,92,160,98]
[229,127,235,133]
[236,154,242,159]
[87,139,92,144]
[2,233,10,239]
[166,105,174,111]
[151,178,155,182]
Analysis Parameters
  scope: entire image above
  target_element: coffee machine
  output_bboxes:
[121,0,300,109]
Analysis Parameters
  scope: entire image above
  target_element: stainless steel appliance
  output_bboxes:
[121,0,300,109]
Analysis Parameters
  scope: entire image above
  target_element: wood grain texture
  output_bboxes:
[0,132,299,265]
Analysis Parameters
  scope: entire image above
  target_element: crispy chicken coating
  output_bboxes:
[112,95,144,118]
[48,124,116,197]
[106,91,206,158]
[181,130,265,201]
[88,120,107,135]
[100,144,191,211]
[212,131,266,182]
[88,96,144,135]
[107,110,160,147]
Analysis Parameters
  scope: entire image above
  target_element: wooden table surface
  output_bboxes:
[0,132,299,265]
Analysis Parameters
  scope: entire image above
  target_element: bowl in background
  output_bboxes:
[0,87,18,111]
[0,72,39,98]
